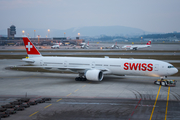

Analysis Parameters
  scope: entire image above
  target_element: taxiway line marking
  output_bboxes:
[74,89,79,92]
[44,104,52,109]
[149,85,161,120]
[82,85,86,88]
[29,111,39,117]
[88,82,91,84]
[165,87,170,120]
[67,93,72,96]
[56,98,62,102]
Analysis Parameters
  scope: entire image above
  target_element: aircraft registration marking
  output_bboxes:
[149,85,161,120]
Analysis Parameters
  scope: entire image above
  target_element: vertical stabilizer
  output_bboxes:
[23,37,42,57]
[146,41,151,45]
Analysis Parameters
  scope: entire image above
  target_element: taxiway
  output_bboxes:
[0,59,180,120]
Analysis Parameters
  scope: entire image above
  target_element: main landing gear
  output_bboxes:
[75,77,87,81]
[75,73,87,81]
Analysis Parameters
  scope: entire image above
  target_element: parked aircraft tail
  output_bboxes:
[146,40,151,45]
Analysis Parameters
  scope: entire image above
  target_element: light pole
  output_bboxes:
[38,35,40,46]
[22,30,25,36]
[34,30,36,38]
[141,37,143,44]
[48,29,50,38]
[64,32,66,37]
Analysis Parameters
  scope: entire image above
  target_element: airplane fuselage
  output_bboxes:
[27,56,177,77]
[122,45,151,49]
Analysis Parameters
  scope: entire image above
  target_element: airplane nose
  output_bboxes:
[174,68,178,74]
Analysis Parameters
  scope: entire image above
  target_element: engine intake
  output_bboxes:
[85,69,103,81]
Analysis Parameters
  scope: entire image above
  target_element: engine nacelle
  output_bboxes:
[85,69,103,81]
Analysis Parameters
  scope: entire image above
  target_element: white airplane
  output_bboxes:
[51,41,62,49]
[19,37,177,82]
[111,42,119,49]
[81,41,89,49]
[122,41,151,50]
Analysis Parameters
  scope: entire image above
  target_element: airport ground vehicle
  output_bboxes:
[35,99,45,103]
[5,109,16,114]
[10,101,23,105]
[1,104,15,108]
[28,101,37,105]
[19,103,30,108]
[42,98,51,101]
[17,98,30,102]
[154,79,177,87]
[0,112,10,118]
[13,106,25,111]
[0,108,6,112]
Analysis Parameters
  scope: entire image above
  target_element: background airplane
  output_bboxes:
[111,42,119,49]
[81,41,89,49]
[18,37,178,82]
[122,40,151,50]
[51,41,62,49]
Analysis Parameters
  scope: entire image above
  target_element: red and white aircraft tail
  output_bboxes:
[146,40,151,45]
[23,37,42,57]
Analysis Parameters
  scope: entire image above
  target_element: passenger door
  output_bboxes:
[154,64,159,71]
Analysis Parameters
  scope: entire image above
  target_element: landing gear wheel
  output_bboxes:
[75,77,87,81]
[75,77,79,81]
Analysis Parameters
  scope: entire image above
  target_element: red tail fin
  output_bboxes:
[146,41,151,45]
[87,41,89,46]
[23,37,42,57]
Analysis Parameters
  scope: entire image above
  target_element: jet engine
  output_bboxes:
[85,69,103,81]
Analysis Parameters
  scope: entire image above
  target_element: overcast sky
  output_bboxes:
[0,0,180,33]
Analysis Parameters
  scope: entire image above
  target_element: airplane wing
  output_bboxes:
[9,65,111,74]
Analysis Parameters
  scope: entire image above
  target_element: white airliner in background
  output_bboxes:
[18,37,178,82]
[81,41,89,49]
[111,42,119,49]
[122,41,151,50]
[51,41,62,49]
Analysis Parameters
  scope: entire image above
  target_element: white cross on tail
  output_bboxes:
[26,42,32,51]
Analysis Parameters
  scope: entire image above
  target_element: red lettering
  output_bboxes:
[139,63,141,70]
[129,63,138,70]
[124,63,129,70]
[141,63,147,71]
[147,63,153,71]
[124,62,153,71]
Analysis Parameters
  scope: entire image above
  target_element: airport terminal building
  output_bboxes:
[0,25,85,46]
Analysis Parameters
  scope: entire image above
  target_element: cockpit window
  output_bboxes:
[168,66,175,68]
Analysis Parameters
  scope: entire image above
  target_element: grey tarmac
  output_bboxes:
[0,59,180,120]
